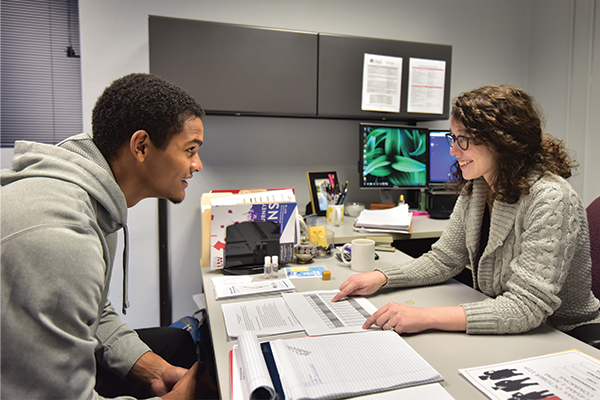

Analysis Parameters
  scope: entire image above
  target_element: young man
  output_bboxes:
[1,73,205,399]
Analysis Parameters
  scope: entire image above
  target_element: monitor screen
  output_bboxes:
[428,130,455,184]
[360,124,428,189]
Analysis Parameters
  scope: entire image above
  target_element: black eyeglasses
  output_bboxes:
[445,133,470,150]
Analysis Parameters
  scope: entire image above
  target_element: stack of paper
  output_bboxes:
[354,204,412,233]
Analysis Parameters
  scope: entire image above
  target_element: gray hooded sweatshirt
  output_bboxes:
[1,133,153,399]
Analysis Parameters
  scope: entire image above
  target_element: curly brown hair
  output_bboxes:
[450,84,577,204]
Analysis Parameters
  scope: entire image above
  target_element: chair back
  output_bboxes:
[587,196,600,298]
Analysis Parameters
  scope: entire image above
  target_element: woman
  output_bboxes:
[332,84,600,336]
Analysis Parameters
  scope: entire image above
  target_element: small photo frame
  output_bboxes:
[306,171,338,216]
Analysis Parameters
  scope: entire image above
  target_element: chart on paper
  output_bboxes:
[282,290,379,336]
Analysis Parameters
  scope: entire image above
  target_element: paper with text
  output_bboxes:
[221,297,303,338]
[214,279,295,300]
[271,330,443,399]
[282,290,378,336]
[460,350,600,400]
[407,57,446,114]
[361,53,402,113]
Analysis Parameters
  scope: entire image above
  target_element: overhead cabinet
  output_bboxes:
[149,16,451,121]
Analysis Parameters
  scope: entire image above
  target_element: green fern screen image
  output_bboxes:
[361,126,427,187]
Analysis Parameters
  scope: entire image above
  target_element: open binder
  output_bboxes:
[231,330,443,400]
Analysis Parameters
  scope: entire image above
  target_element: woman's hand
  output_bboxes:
[363,303,467,334]
[331,270,388,302]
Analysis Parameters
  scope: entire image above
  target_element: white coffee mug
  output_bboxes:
[341,238,375,272]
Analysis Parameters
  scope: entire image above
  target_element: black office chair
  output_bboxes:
[567,197,600,349]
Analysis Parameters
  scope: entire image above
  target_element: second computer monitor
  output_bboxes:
[428,130,456,186]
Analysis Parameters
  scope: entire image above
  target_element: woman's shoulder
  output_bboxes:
[527,171,583,209]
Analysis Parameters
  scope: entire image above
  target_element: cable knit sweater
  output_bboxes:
[378,172,600,334]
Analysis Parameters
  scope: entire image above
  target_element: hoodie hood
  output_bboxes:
[2,132,127,229]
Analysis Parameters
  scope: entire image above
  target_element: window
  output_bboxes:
[1,0,82,147]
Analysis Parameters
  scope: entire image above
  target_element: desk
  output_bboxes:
[322,214,449,244]
[201,251,600,399]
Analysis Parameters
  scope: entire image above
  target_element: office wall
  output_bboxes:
[75,0,600,329]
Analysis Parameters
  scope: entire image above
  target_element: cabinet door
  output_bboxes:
[318,33,452,121]
[149,16,318,116]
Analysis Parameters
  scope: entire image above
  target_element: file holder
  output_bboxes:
[223,221,280,275]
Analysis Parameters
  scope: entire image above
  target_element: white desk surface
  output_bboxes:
[201,250,600,400]
[324,214,449,244]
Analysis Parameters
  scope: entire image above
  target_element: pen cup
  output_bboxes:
[326,203,344,226]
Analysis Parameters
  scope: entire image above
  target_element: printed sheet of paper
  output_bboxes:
[407,57,446,114]
[282,290,378,336]
[221,297,303,338]
[361,53,402,113]
[459,350,600,400]
[214,279,295,300]
[271,330,443,400]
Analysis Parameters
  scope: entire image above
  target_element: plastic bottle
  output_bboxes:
[419,188,427,211]
[271,255,279,278]
[263,256,272,279]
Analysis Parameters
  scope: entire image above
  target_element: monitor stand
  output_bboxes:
[379,189,394,204]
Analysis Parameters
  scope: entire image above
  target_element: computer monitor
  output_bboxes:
[359,123,428,190]
[428,130,456,186]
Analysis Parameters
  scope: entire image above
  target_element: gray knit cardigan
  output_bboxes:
[378,172,600,334]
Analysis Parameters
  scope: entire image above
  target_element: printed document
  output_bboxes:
[221,297,303,338]
[361,53,402,113]
[282,290,378,336]
[214,279,295,300]
[407,57,446,114]
[460,350,600,400]
[231,330,443,400]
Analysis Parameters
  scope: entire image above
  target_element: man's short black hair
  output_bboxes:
[92,73,205,162]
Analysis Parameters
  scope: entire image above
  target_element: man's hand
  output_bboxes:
[128,352,198,399]
[161,362,199,400]
[331,270,388,302]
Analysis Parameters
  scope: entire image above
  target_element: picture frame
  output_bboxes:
[306,171,338,216]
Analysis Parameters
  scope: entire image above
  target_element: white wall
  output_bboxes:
[76,0,599,328]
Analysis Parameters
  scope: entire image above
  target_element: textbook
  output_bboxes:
[231,330,443,400]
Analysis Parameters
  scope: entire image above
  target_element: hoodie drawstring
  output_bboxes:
[122,225,130,314]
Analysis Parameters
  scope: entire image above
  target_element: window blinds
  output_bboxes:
[1,0,82,147]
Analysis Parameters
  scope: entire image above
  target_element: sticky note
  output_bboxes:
[322,270,331,280]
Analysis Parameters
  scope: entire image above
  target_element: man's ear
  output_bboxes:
[130,130,150,161]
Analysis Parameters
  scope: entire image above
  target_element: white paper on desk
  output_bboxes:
[221,297,303,338]
[210,276,252,287]
[282,290,379,336]
[271,331,443,400]
[459,350,600,400]
[214,279,295,300]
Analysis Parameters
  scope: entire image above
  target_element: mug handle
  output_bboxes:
[341,243,352,265]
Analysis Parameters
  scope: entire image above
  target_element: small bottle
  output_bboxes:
[271,255,279,279]
[398,194,405,206]
[263,256,272,279]
[419,188,427,211]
